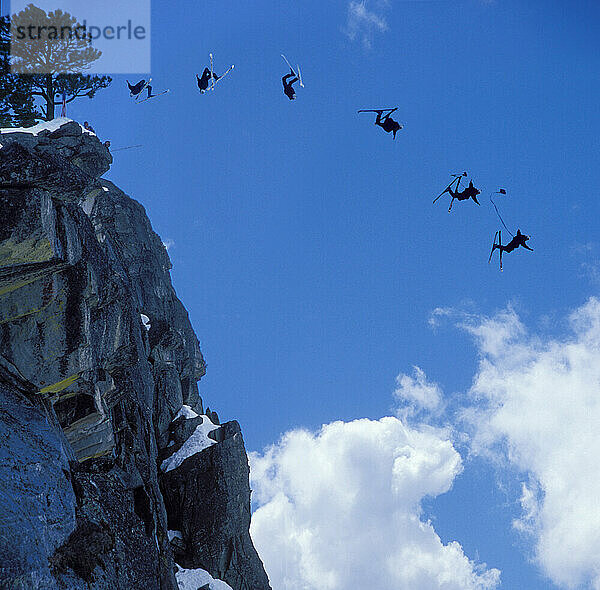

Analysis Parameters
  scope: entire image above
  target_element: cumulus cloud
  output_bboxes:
[465,298,600,589]
[250,416,500,590]
[344,1,390,49]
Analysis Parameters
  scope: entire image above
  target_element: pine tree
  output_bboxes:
[6,5,111,122]
[0,15,38,127]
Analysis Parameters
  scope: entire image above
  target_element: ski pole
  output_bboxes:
[111,144,143,152]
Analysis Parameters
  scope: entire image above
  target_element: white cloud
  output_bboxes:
[250,416,500,590]
[344,1,389,49]
[465,298,600,589]
[162,238,174,251]
[394,365,444,419]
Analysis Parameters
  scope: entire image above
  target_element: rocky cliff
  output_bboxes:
[0,120,271,590]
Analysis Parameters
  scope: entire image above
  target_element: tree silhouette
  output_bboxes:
[7,4,111,121]
[0,16,37,127]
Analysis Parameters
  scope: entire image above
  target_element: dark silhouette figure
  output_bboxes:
[83,121,95,133]
[433,174,480,212]
[374,110,402,139]
[197,68,220,93]
[127,79,147,97]
[447,180,481,210]
[282,71,298,100]
[489,229,533,270]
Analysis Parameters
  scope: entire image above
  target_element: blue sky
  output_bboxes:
[11,0,600,588]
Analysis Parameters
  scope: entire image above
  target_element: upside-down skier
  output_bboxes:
[433,173,481,212]
[489,229,533,270]
[282,70,299,100]
[197,68,220,93]
[374,110,402,139]
[358,108,403,140]
[197,54,234,93]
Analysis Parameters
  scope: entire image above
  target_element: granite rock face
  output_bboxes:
[0,120,271,590]
[163,421,271,590]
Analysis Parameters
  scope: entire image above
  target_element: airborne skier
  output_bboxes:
[374,110,402,139]
[197,54,234,93]
[489,229,533,270]
[197,68,219,93]
[126,78,165,101]
[282,70,299,100]
[358,108,403,140]
[433,173,481,212]
[127,79,148,98]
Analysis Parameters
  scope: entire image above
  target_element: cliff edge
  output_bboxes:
[0,119,271,590]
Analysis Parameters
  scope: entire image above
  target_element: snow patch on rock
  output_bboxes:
[173,405,199,421]
[140,313,151,331]
[175,565,233,590]
[168,529,183,542]
[161,415,220,473]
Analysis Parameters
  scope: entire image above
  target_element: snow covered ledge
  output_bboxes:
[175,565,233,590]
[161,407,221,473]
[0,117,95,140]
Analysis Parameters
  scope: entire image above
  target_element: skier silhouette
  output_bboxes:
[127,79,153,99]
[127,79,146,96]
[489,229,533,270]
[447,180,481,210]
[374,110,402,139]
[196,68,220,93]
[282,71,298,100]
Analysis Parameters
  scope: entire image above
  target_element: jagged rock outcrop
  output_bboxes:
[163,421,271,590]
[0,120,271,590]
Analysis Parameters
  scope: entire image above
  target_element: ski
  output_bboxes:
[281,54,303,87]
[281,54,296,76]
[210,64,235,89]
[111,144,143,152]
[136,89,170,103]
[357,108,397,114]
[498,231,503,270]
[297,63,304,88]
[433,176,459,204]
[210,53,215,92]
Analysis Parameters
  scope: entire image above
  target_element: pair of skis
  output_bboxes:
[432,172,467,204]
[202,53,235,93]
[134,78,171,104]
[137,89,171,103]
[281,54,304,87]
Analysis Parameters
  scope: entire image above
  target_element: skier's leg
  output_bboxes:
[146,85,153,98]
[448,190,455,212]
